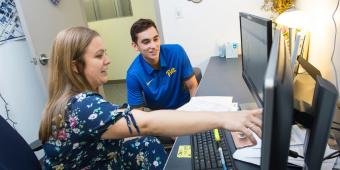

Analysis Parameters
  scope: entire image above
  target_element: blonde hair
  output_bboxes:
[39,27,99,143]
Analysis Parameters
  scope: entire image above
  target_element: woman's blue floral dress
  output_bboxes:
[43,92,167,169]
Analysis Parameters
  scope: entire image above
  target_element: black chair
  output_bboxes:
[194,67,202,84]
[0,115,42,170]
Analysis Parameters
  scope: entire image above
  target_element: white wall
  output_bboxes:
[158,0,269,73]
[158,0,340,97]
[0,40,46,144]
[295,0,340,94]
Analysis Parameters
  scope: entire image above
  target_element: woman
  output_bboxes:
[39,27,262,170]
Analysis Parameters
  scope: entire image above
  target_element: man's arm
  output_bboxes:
[175,44,198,97]
[184,75,198,97]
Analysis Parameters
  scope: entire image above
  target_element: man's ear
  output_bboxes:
[131,42,139,52]
[72,60,79,74]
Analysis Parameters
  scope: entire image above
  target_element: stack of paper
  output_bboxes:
[233,125,337,169]
[178,96,238,112]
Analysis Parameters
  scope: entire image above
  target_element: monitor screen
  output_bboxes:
[261,29,294,170]
[240,12,272,105]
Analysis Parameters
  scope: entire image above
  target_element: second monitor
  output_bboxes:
[239,12,272,105]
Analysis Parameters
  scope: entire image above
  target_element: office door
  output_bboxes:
[3,0,86,146]
[14,0,87,94]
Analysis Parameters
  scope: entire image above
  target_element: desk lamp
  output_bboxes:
[275,8,310,75]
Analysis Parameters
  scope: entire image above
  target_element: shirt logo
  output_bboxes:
[146,79,153,86]
[166,68,176,77]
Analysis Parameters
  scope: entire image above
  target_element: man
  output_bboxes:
[126,18,198,110]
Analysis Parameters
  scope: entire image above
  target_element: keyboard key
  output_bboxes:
[200,159,205,169]
[211,161,217,168]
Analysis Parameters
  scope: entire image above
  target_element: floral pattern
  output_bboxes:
[43,92,167,169]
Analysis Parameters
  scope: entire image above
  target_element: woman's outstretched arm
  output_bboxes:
[101,109,262,143]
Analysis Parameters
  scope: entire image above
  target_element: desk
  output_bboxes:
[164,56,259,169]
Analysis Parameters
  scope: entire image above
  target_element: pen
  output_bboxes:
[213,129,227,170]
[218,147,227,170]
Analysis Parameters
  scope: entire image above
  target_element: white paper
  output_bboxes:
[178,96,237,112]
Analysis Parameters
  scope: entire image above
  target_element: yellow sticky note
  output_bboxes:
[177,145,191,158]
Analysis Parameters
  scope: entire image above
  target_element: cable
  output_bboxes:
[0,93,17,129]
[324,150,340,161]
[289,150,304,159]
[289,141,340,163]
[290,148,340,161]
[290,145,340,161]
[334,121,340,126]
[331,0,340,90]
[331,127,340,131]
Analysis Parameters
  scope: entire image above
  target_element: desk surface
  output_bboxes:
[196,57,254,103]
[164,56,259,170]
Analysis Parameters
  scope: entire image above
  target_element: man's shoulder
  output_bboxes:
[127,56,142,75]
[161,44,186,61]
[126,68,139,80]
[161,44,183,52]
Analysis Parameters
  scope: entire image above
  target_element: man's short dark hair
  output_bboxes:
[130,18,158,43]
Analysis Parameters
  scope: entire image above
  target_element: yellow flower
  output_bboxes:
[136,152,145,166]
[262,0,295,14]
[53,164,64,170]
[107,152,117,160]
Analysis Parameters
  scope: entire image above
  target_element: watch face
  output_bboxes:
[50,0,61,6]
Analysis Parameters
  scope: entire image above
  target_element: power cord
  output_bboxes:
[334,121,340,126]
[290,149,340,161]
[324,150,340,161]
[331,0,340,91]
[0,93,17,129]
[331,127,340,131]
[289,150,304,159]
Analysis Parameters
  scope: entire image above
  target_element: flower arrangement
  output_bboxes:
[262,0,295,15]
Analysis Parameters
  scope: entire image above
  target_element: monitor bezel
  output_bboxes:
[239,12,273,106]
[261,29,294,170]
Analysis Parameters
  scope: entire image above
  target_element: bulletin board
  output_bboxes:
[0,0,25,44]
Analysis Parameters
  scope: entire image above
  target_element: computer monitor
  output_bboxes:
[291,41,337,170]
[261,29,294,170]
[240,12,272,105]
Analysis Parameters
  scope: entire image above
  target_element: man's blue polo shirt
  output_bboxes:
[126,44,194,110]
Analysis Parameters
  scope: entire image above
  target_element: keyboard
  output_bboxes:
[191,129,236,170]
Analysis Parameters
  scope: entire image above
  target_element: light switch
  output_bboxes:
[175,8,183,19]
